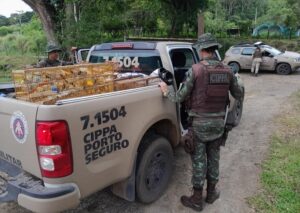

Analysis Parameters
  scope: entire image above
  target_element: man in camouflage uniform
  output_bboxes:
[36,44,73,68]
[159,33,242,211]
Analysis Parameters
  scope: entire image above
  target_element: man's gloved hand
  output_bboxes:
[181,129,195,154]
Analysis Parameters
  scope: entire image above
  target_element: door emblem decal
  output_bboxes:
[10,111,28,144]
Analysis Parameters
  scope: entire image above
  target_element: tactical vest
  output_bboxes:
[187,62,232,113]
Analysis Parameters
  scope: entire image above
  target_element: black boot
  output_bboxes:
[181,187,203,211]
[205,183,220,204]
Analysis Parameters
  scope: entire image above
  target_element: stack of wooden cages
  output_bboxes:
[12,63,117,105]
[12,62,160,105]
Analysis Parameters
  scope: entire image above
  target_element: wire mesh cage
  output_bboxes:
[12,62,160,105]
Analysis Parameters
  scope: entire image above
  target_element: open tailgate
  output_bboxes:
[0,98,41,178]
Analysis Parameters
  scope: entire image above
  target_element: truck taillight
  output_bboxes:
[36,121,73,178]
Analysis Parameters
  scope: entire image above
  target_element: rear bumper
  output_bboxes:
[17,187,80,213]
[0,159,80,212]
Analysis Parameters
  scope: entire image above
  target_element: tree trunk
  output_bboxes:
[170,18,178,37]
[22,0,57,44]
[198,11,204,37]
[65,3,74,46]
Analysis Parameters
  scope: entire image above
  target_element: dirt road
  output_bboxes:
[1,71,300,213]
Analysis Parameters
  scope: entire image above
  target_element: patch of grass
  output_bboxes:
[0,53,38,82]
[0,54,38,69]
[0,74,11,83]
[248,91,300,213]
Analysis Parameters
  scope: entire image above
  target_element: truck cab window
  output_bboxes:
[89,50,162,76]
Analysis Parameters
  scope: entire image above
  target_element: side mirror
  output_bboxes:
[158,68,173,85]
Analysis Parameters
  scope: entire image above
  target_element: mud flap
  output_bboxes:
[111,156,136,202]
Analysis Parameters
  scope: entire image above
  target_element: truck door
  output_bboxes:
[168,47,197,131]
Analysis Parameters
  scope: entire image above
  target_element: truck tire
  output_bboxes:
[228,62,240,73]
[136,134,173,203]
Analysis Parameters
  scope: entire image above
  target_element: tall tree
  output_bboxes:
[160,0,202,37]
[198,0,208,36]
[22,0,63,44]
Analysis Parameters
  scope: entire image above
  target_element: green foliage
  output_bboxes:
[7,11,35,26]
[0,16,46,56]
[158,0,201,37]
[0,15,9,27]
[3,0,300,48]
[0,15,46,75]
[58,0,202,47]
[0,26,15,36]
[204,0,300,38]
[248,91,300,213]
[0,0,299,68]
[0,54,37,82]
[258,0,294,27]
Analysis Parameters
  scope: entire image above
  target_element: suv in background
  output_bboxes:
[223,42,300,75]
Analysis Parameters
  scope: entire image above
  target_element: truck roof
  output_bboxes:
[92,41,193,51]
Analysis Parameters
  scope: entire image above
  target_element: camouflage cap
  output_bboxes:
[193,33,222,51]
[46,44,62,53]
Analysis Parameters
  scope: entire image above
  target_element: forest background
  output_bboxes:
[0,0,300,81]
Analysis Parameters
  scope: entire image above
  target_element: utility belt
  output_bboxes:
[182,117,232,154]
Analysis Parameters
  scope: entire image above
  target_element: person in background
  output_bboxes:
[251,46,262,77]
[36,44,73,68]
[159,33,242,211]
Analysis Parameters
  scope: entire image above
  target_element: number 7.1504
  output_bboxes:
[80,106,127,130]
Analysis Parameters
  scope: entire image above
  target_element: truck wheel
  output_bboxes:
[227,98,243,126]
[228,62,240,73]
[276,63,291,75]
[136,135,173,203]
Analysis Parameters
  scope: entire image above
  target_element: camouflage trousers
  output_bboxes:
[191,136,221,188]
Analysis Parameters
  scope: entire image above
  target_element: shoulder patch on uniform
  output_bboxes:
[209,73,230,84]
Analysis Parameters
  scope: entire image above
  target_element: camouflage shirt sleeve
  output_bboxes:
[62,61,74,66]
[229,74,243,100]
[165,68,194,103]
[36,60,47,68]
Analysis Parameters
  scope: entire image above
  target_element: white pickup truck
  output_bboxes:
[0,41,244,213]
